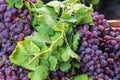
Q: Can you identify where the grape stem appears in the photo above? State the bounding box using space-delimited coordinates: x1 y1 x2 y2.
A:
28 30 64 65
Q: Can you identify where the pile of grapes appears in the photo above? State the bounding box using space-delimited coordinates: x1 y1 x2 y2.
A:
0 0 120 80
0 0 32 80
77 12 120 80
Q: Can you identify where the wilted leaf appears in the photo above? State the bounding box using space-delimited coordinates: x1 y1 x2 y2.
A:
9 40 40 70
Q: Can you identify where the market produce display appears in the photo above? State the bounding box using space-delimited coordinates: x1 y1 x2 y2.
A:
0 0 119 80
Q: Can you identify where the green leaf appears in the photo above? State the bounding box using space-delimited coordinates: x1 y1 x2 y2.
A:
25 32 50 49
7 0 23 9
74 74 88 80
28 72 34 79
35 23 54 36
72 61 80 68
80 14 94 25
60 61 71 71
48 56 58 71
47 1 62 14
39 58 49 68
61 14 77 23
31 65 49 80
65 0 80 4
37 6 58 27
88 77 92 80
50 32 64 47
71 67 76 75
31 13 38 27
90 0 100 5
72 32 80 51
9 40 40 70
25 1 32 14
61 47 80 62
66 25 74 46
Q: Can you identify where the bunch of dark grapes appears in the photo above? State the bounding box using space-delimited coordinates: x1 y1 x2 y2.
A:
47 69 74 80
0 0 33 80
77 12 120 80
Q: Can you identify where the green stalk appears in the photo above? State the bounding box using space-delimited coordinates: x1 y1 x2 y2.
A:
28 30 64 64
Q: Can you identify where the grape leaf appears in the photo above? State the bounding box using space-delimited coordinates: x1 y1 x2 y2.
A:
61 14 77 23
35 23 54 36
25 32 50 49
31 13 38 27
80 14 94 25
50 32 64 48
9 40 40 70
90 0 100 5
31 65 49 80
88 77 92 80
61 47 80 62
74 74 88 80
7 0 23 9
47 1 62 14
28 72 34 79
37 6 58 27
48 56 58 71
72 33 80 51
60 61 71 71
39 58 49 68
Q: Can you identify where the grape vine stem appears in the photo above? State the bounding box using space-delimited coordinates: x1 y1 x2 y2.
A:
28 30 64 65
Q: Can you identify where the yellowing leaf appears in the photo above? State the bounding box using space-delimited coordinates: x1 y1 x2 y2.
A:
9 40 40 70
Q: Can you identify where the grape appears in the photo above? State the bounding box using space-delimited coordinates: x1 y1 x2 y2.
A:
98 25 105 31
77 12 120 80
82 41 88 47
89 66 94 71
95 50 102 56
85 48 92 54
0 5 6 12
0 1 33 80
107 58 114 64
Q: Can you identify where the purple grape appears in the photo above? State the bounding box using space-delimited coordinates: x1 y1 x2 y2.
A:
77 12 120 80
82 41 88 47
95 50 102 56
0 5 6 12
107 58 114 64
0 1 33 80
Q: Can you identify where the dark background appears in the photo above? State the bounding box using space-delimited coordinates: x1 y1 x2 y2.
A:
98 0 120 20
42 0 120 20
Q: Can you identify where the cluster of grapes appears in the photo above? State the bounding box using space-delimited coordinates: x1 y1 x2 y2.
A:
47 70 72 80
0 0 33 80
77 12 120 80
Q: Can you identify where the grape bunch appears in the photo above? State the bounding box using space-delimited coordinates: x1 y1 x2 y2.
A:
0 0 33 80
47 70 71 80
77 12 120 80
